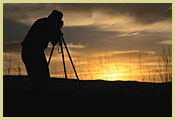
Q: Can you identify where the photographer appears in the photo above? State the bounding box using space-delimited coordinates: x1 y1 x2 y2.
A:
21 10 64 96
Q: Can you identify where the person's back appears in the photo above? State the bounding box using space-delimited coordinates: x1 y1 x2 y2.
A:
22 17 60 52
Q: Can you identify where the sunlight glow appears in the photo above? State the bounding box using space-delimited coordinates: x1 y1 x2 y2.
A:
103 73 119 81
3 49 172 83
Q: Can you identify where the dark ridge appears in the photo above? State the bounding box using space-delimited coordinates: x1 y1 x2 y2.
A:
3 75 172 117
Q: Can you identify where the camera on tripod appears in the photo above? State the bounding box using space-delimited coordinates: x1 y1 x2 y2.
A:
47 25 79 80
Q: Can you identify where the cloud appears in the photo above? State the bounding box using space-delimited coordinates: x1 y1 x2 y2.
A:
3 3 95 26
3 3 172 55
118 32 139 37
4 3 171 28
67 43 85 49
3 40 21 45
48 42 85 49
113 50 155 55
156 40 172 45
88 50 156 58
3 19 30 41
92 11 172 33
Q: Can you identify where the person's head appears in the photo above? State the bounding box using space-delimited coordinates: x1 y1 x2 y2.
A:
48 10 63 22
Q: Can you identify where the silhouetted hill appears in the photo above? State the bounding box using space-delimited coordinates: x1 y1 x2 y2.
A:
3 75 172 117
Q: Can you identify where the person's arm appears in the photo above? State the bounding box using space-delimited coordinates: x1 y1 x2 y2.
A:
50 21 64 46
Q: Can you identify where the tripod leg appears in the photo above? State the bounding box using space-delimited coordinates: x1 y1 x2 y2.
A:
48 45 55 66
61 36 79 80
60 40 67 79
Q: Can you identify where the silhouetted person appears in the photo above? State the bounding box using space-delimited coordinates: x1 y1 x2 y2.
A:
21 10 63 96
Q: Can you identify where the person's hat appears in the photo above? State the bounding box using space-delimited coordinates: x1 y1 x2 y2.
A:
48 10 63 19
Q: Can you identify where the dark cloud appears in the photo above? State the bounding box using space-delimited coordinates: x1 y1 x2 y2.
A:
66 3 172 24
3 42 21 53
3 3 172 55
4 3 171 25
3 19 30 42
3 18 172 54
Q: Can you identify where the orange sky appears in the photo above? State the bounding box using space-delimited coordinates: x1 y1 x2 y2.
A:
3 3 172 82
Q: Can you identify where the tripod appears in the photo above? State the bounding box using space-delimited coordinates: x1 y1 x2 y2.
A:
48 31 79 80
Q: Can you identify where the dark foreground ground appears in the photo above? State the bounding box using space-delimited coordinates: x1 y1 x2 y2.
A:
3 75 172 117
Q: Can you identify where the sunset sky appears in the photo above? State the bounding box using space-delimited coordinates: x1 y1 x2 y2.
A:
3 3 172 82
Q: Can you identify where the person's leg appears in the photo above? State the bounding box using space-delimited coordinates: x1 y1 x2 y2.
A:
22 49 50 96
23 60 40 95
22 48 37 95
37 52 50 95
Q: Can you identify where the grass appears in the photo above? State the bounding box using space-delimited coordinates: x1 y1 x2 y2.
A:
157 47 172 82
3 47 172 83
